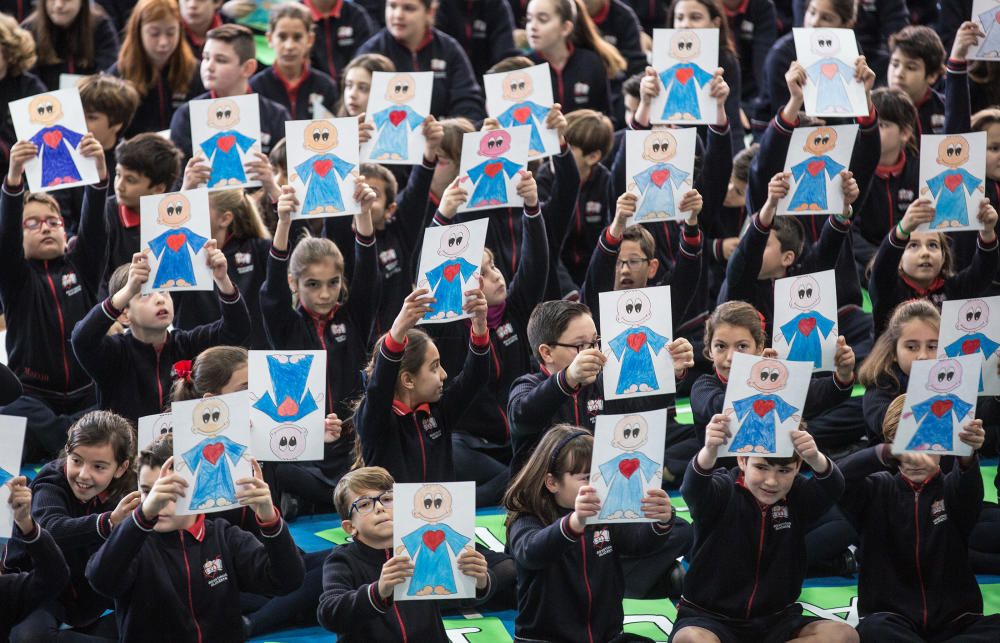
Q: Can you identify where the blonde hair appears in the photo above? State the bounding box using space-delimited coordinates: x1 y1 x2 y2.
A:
882 394 906 442
209 189 270 240
0 13 37 76
858 300 940 389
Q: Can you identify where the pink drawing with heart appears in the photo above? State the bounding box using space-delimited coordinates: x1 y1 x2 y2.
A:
484 162 503 178
821 63 838 79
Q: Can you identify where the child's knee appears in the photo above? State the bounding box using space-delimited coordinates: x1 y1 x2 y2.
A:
802 619 859 643
671 626 721 643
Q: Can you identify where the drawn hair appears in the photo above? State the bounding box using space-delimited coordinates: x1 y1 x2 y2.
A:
118 0 198 97
0 13 37 76
169 346 248 402
703 300 767 360
858 299 940 390
63 410 138 500
137 432 173 468
564 109 613 160
25 0 97 68
209 189 270 240
333 466 394 520
526 300 592 362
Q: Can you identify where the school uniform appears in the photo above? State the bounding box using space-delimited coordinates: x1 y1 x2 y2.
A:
433 0 521 81
528 43 611 118
861 364 908 444
853 148 919 275
915 87 945 136
0 0 31 21
838 446 1000 642
622 0 667 33
250 64 340 121
673 456 844 639
0 526 69 641
354 327 491 484
725 0 777 126
107 62 204 138
172 235 272 349
0 71 46 174
302 0 376 84
85 507 304 643
590 0 646 80
94 0 133 33
317 537 495 642
49 146 116 238
355 27 486 122
182 14 224 60
70 287 252 423
100 193 140 298
508 510 675 643
21 14 120 91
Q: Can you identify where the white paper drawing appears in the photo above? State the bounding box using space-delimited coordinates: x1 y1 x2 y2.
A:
415 218 488 324
172 391 253 515
892 355 980 456
917 132 987 232
360 71 433 165
772 270 839 371
777 124 857 215
625 128 697 224
139 188 213 293
972 0 1000 60
138 412 173 452
456 126 530 213
938 296 1000 396
286 117 361 218
393 481 476 601
0 415 27 538
588 410 667 525
719 353 811 458
793 28 868 117
189 93 262 190
484 63 560 159
9 88 100 193
599 286 675 400
249 350 326 462
650 28 720 125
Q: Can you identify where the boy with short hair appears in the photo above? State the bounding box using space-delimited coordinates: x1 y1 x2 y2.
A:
71 245 251 424
86 434 304 642
888 25 946 135
671 414 857 643
317 466 492 642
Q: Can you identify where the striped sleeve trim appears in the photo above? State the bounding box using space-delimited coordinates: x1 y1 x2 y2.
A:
356 232 376 247
559 514 581 541
773 112 798 135
132 507 157 532
269 246 290 261
102 298 123 321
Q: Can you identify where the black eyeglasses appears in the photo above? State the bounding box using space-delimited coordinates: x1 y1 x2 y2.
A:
615 258 650 270
550 337 601 353
22 216 64 231
349 491 393 516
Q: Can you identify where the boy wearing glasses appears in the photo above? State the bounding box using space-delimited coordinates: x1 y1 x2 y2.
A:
318 467 493 642
0 134 109 461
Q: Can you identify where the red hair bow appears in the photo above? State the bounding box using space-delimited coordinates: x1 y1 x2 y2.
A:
172 360 193 382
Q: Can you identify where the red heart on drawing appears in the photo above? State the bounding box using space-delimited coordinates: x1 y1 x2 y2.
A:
798 317 817 336
753 399 776 417
821 63 838 79
202 442 224 465
389 110 406 126
945 173 963 192
931 400 953 418
166 233 187 252
277 396 299 417
484 161 503 178
313 159 333 177
807 160 825 176
443 263 461 282
627 332 647 352
651 169 670 187
42 130 63 149
675 68 693 84
962 339 981 354
618 458 640 479
217 135 236 153
513 107 531 123
422 530 445 551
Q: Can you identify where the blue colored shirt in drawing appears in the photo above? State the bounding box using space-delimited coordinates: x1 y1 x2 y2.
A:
780 311 836 368
401 522 469 595
295 153 355 214
252 354 319 423
30 125 84 187
496 101 551 155
658 63 712 120
633 162 689 221
731 394 799 453
925 168 982 227
598 451 658 519
944 332 1000 391
0 467 13 486
423 257 478 319
608 325 669 394
370 104 423 159
788 155 845 210
467 157 522 208
182 434 247 509
200 130 257 187
805 58 853 112
906 394 974 451
147 226 209 288
979 6 1000 55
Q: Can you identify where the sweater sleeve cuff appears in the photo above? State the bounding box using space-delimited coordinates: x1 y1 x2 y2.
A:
555 369 580 396
355 231 376 247
256 511 283 537
628 117 651 131
421 155 437 169
978 234 999 251
603 227 622 247
102 298 123 321
218 286 241 304
708 122 731 135
947 58 968 72
132 506 158 532
889 226 908 248
751 213 771 233
97 511 113 539
383 333 408 354
470 327 490 349
812 456 835 479
775 111 799 134
856 105 878 128
18 523 41 543
560 514 582 540
432 211 451 227
691 456 713 477
270 245 290 260
2 179 25 196
833 373 855 389
367 582 390 612
523 203 541 217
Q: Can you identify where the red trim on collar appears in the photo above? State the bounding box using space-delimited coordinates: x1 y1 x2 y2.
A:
118 203 140 228
209 86 254 99
184 13 222 48
301 301 340 322
391 399 431 416
591 0 610 25
428 191 441 206
303 0 343 20
715 369 729 385
409 28 435 53
875 151 907 179
274 62 310 94
723 0 750 17
540 365 552 377
533 41 575 72
915 88 932 108
900 272 945 295
902 467 941 490
185 513 207 541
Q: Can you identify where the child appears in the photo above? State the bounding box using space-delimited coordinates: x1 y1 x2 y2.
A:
335 53 395 118
887 25 946 135
671 414 857 643
433 0 521 81
355 0 486 122
858 299 940 443
179 0 224 58
838 396 1000 641
0 476 70 641
110 0 202 138
711 0 775 134
71 242 251 424
503 424 677 642
0 134 109 462
317 466 493 641
172 189 272 349
0 14 45 175
21 0 119 90
301 0 376 83
86 434 305 642
3 411 139 641
250 4 340 120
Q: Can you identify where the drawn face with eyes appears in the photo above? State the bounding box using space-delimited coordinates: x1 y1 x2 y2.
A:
153 415 173 438
502 70 533 101
207 99 240 129
303 121 339 153
269 424 307 460
478 130 512 158
156 193 192 228
28 94 64 125
612 415 649 451
437 224 470 258
385 73 416 104
747 359 790 393
802 126 838 155
411 483 453 522
936 135 970 168
192 398 230 436
641 131 678 163
670 30 700 61
789 275 820 310
956 299 990 332
616 290 653 325
810 30 841 57
927 359 963 393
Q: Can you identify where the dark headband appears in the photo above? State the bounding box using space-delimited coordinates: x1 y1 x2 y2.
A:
549 431 590 473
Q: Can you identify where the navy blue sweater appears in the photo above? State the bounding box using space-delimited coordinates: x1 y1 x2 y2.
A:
249 64 340 121
22 14 119 91
107 62 204 138
0 526 69 640
528 45 611 118
433 0 520 81
302 0 376 84
861 364 908 443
